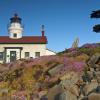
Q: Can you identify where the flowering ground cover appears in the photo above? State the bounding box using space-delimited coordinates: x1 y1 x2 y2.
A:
0 43 99 100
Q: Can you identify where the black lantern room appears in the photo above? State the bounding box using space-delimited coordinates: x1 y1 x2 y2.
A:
10 14 22 23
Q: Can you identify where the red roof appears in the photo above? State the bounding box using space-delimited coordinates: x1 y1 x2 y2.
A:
0 36 47 44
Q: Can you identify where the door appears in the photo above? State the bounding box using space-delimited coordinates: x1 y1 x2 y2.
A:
10 51 16 62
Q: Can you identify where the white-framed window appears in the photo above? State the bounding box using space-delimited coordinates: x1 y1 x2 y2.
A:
25 52 30 58
35 52 40 58
0 52 3 60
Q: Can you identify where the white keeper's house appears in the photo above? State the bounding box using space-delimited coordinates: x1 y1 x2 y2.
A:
0 14 56 63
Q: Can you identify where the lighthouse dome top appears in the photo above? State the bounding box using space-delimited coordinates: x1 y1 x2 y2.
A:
10 13 22 23
8 14 23 39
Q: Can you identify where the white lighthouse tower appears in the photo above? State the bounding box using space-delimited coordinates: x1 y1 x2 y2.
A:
8 14 23 39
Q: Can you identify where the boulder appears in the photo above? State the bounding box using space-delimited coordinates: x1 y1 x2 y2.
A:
87 71 93 80
95 71 100 78
48 64 64 76
60 80 79 97
82 73 91 83
83 80 98 95
96 86 100 93
54 91 77 100
60 71 79 84
89 68 94 72
47 84 63 100
69 85 79 97
60 72 80 98
88 53 100 65
88 93 100 100
54 93 64 100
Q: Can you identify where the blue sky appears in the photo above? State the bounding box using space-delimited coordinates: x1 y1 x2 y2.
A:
0 0 100 52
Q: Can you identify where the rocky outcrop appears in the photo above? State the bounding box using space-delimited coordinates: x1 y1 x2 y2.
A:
0 43 99 100
88 53 100 71
46 53 100 100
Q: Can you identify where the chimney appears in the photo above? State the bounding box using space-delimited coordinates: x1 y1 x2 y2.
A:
41 25 45 37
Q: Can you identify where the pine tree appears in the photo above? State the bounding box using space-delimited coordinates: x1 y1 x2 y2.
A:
90 10 100 33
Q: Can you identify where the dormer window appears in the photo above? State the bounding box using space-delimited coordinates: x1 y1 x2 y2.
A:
13 33 17 37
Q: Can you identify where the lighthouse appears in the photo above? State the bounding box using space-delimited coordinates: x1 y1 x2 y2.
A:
0 14 56 63
8 14 23 39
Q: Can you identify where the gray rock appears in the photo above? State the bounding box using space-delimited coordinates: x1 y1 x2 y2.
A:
88 93 100 100
47 84 63 100
81 96 88 100
95 71 100 77
87 71 93 80
88 53 100 65
48 64 64 76
83 80 98 95
54 91 77 100
82 73 91 83
96 86 100 93
54 93 65 100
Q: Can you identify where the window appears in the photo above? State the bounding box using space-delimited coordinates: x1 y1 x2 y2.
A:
0 52 3 60
35 52 40 58
25 52 30 58
13 33 17 37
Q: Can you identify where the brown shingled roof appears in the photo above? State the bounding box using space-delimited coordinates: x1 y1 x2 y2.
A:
0 36 47 44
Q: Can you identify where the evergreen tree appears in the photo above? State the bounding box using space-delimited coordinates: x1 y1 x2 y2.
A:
90 10 100 33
